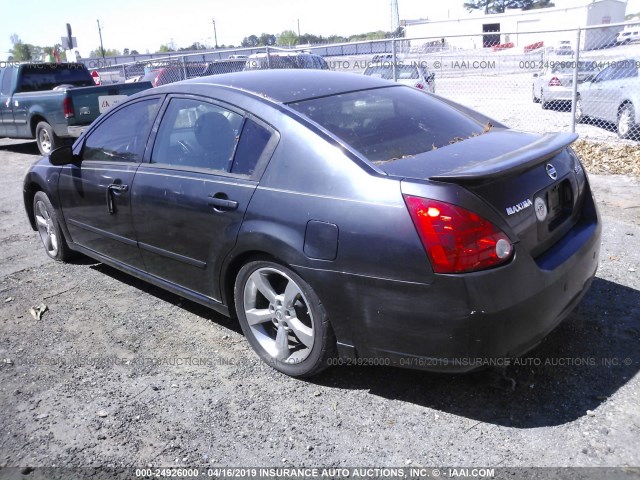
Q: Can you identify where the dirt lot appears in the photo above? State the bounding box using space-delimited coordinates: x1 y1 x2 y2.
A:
0 139 639 476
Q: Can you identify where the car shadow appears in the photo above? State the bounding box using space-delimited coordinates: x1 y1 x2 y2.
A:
312 277 639 429
89 262 242 334
83 261 638 428
0 141 40 155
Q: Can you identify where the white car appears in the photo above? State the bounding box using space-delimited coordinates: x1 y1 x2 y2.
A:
576 59 640 139
362 62 436 93
532 60 599 108
616 29 640 44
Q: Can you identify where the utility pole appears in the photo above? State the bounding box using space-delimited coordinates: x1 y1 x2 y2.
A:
390 0 400 36
297 19 301 41
96 19 105 60
212 18 218 48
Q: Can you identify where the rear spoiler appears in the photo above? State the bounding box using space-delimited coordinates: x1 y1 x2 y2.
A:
430 132 578 183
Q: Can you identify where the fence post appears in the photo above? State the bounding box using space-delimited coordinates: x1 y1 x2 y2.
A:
266 46 272 69
392 38 398 82
181 55 187 81
121 64 127 81
570 27 582 134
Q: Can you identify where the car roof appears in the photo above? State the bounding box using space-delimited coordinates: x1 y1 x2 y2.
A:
172 69 394 103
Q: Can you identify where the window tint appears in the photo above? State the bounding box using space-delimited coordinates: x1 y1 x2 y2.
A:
83 98 160 162
232 119 272 176
289 86 485 163
152 98 242 171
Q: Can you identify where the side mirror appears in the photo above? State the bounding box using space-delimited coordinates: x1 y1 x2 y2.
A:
49 145 79 166
533 73 539 78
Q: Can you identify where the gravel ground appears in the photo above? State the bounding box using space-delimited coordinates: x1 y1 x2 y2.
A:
0 139 639 476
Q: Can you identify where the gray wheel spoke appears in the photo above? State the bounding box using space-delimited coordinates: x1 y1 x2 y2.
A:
35 215 47 228
50 232 58 251
245 308 272 326
287 317 314 348
274 323 290 360
283 280 301 309
252 273 277 303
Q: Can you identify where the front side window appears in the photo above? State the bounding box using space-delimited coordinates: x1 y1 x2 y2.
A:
289 86 485 163
151 98 243 171
83 98 160 162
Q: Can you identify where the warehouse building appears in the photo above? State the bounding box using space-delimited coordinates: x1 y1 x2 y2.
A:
403 0 627 51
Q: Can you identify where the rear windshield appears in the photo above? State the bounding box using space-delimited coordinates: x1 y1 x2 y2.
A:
17 64 93 92
288 86 486 162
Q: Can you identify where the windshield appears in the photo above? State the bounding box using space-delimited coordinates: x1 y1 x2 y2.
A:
288 86 486 163
17 64 93 92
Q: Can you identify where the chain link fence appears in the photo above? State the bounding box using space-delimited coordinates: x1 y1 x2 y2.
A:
88 21 640 143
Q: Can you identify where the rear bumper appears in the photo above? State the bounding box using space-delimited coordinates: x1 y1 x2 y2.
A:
67 126 86 138
543 86 573 102
300 198 601 372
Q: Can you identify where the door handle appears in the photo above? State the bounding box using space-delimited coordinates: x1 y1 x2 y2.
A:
207 194 238 211
106 183 129 215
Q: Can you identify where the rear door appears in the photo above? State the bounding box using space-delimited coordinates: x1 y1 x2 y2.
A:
131 96 278 301
57 96 162 268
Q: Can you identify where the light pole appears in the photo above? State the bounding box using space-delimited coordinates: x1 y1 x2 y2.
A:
212 18 218 48
97 19 105 60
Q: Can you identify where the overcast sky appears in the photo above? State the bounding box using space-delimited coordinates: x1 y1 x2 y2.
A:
1 0 638 58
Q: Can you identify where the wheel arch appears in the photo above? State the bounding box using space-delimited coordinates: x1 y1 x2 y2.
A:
29 114 49 137
24 181 44 230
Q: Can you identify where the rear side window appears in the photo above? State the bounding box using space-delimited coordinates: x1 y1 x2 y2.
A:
231 119 272 176
289 86 486 163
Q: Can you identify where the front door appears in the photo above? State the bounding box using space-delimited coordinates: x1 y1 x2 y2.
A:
57 97 162 269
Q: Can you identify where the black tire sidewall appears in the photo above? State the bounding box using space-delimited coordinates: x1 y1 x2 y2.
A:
234 260 332 377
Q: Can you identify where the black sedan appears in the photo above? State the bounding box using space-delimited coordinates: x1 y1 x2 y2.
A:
23 70 601 377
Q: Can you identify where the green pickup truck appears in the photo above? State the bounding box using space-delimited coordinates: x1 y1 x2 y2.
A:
0 63 151 155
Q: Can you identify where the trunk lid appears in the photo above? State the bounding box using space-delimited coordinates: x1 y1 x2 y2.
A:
379 129 588 257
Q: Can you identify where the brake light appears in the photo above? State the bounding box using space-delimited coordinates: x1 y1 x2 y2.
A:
415 83 424 89
548 76 561 86
63 97 75 118
403 196 513 274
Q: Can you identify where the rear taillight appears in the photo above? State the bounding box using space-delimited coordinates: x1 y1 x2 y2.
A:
403 196 513 274
63 97 75 118
415 83 424 89
548 76 561 86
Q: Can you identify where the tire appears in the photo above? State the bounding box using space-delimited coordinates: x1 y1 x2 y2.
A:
574 96 585 124
35 121 59 156
234 260 336 377
33 191 73 262
617 103 636 140
532 86 540 103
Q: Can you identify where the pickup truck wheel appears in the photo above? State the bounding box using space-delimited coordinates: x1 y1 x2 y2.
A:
33 191 73 262
35 121 59 156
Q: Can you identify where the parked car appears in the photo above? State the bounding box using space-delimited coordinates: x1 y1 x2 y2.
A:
24 70 600 377
0 62 151 154
244 52 329 70
363 61 435 93
575 59 640 139
616 28 640 44
532 60 599 108
141 60 246 87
